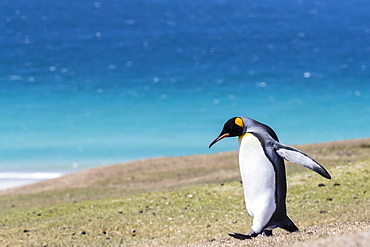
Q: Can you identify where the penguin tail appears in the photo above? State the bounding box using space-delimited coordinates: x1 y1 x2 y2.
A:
279 216 299 232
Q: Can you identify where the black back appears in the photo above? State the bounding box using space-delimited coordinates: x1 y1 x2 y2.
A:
243 117 298 231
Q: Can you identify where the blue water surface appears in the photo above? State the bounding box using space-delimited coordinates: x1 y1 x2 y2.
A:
0 0 369 175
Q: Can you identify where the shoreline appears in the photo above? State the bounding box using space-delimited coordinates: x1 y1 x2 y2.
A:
0 178 44 191
1 137 369 196
0 171 72 191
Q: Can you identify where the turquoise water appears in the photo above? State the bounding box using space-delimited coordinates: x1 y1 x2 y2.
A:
0 0 369 188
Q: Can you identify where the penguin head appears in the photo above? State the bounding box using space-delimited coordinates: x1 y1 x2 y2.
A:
209 117 245 148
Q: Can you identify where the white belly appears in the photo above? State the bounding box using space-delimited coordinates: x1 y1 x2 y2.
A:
238 133 276 231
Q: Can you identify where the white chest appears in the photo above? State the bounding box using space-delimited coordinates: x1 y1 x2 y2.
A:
238 133 276 216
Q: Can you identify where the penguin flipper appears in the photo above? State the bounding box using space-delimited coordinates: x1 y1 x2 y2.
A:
274 143 331 179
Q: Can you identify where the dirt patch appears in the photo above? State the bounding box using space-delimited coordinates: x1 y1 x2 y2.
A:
188 221 370 247
293 231 370 247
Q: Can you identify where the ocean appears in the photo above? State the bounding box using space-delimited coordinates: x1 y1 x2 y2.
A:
1 0 369 190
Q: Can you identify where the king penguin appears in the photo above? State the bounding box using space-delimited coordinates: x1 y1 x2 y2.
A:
209 117 331 239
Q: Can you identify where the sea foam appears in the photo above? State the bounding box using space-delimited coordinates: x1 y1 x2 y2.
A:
0 172 63 180
0 172 64 191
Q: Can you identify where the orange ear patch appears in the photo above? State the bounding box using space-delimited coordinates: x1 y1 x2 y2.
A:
235 117 244 128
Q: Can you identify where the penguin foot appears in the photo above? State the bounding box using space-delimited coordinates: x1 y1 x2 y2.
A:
228 230 259 240
247 230 259 238
228 232 252 240
262 229 273 237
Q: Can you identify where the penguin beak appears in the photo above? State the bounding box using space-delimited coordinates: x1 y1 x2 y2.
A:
209 133 230 148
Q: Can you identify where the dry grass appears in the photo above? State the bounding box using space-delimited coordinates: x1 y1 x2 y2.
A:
0 138 369 246
1 138 369 206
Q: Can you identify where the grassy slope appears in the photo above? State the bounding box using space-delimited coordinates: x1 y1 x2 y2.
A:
0 138 369 246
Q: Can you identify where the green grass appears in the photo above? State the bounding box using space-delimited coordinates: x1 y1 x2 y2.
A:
2 138 369 215
0 159 368 246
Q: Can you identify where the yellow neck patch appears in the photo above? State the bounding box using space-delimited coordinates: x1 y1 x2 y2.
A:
238 132 249 141
240 133 249 138
235 117 244 128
